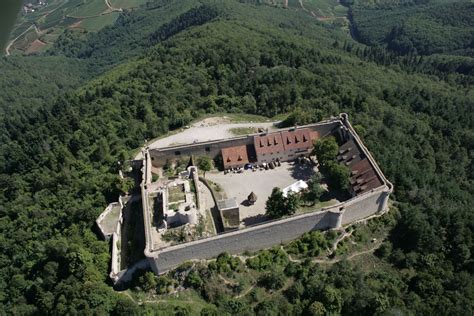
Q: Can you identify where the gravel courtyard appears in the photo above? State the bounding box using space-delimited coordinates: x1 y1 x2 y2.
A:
206 162 317 226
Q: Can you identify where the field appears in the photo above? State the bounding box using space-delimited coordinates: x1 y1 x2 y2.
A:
79 11 120 31
110 0 149 9
6 0 144 55
68 0 108 17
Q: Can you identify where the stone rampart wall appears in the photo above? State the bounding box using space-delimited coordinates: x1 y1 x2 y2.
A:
147 185 390 274
149 209 340 274
149 136 251 167
144 115 392 275
148 120 341 168
341 187 388 225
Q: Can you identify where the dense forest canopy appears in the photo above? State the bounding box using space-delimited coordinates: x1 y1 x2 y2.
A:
0 0 472 314
349 0 474 56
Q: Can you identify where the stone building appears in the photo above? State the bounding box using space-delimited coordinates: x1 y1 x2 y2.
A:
221 145 250 169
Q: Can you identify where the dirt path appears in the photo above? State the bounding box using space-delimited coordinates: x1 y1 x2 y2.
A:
298 0 309 12
236 285 255 298
105 0 123 12
5 24 38 56
287 239 383 264
118 290 196 305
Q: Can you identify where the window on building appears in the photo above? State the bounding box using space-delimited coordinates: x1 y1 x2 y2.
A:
175 151 181 156
205 147 210 152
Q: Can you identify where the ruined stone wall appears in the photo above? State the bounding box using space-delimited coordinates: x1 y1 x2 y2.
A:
109 196 125 283
148 210 341 274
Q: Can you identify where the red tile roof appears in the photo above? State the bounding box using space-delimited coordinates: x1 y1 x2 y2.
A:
222 145 249 168
281 128 312 151
349 158 383 194
310 131 320 142
253 133 284 156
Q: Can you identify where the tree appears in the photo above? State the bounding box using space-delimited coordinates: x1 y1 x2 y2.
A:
266 188 286 218
313 136 338 166
184 270 203 289
138 272 157 292
200 306 219 316
115 177 135 194
304 173 324 204
308 301 326 316
285 193 300 215
258 270 286 290
266 188 300 218
280 107 322 127
322 286 342 314
325 161 350 191
197 156 213 176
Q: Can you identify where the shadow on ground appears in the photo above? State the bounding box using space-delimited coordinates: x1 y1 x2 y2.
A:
289 162 316 181
242 214 269 226
320 188 351 203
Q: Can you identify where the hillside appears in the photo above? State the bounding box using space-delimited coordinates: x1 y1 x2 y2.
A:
349 0 474 56
0 0 473 314
5 0 149 55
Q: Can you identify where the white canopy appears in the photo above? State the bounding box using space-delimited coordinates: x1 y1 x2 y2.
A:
282 180 308 197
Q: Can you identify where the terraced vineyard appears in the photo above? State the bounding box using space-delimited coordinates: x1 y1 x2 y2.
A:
6 0 146 55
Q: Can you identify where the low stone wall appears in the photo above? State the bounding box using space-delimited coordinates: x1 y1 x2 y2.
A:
96 203 118 240
149 209 341 274
109 196 125 282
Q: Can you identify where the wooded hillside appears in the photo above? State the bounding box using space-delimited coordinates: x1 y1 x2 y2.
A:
0 0 472 314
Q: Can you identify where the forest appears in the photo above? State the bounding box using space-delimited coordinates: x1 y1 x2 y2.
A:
349 0 474 56
0 0 472 314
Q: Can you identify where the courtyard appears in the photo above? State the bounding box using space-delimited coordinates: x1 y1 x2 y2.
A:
206 161 318 226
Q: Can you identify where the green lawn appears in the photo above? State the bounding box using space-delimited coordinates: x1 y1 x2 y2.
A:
229 127 259 136
79 12 120 31
304 0 348 17
69 0 108 17
168 185 186 203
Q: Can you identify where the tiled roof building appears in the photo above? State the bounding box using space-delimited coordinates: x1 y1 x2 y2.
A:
281 128 313 152
253 133 285 163
221 145 249 169
337 140 383 195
